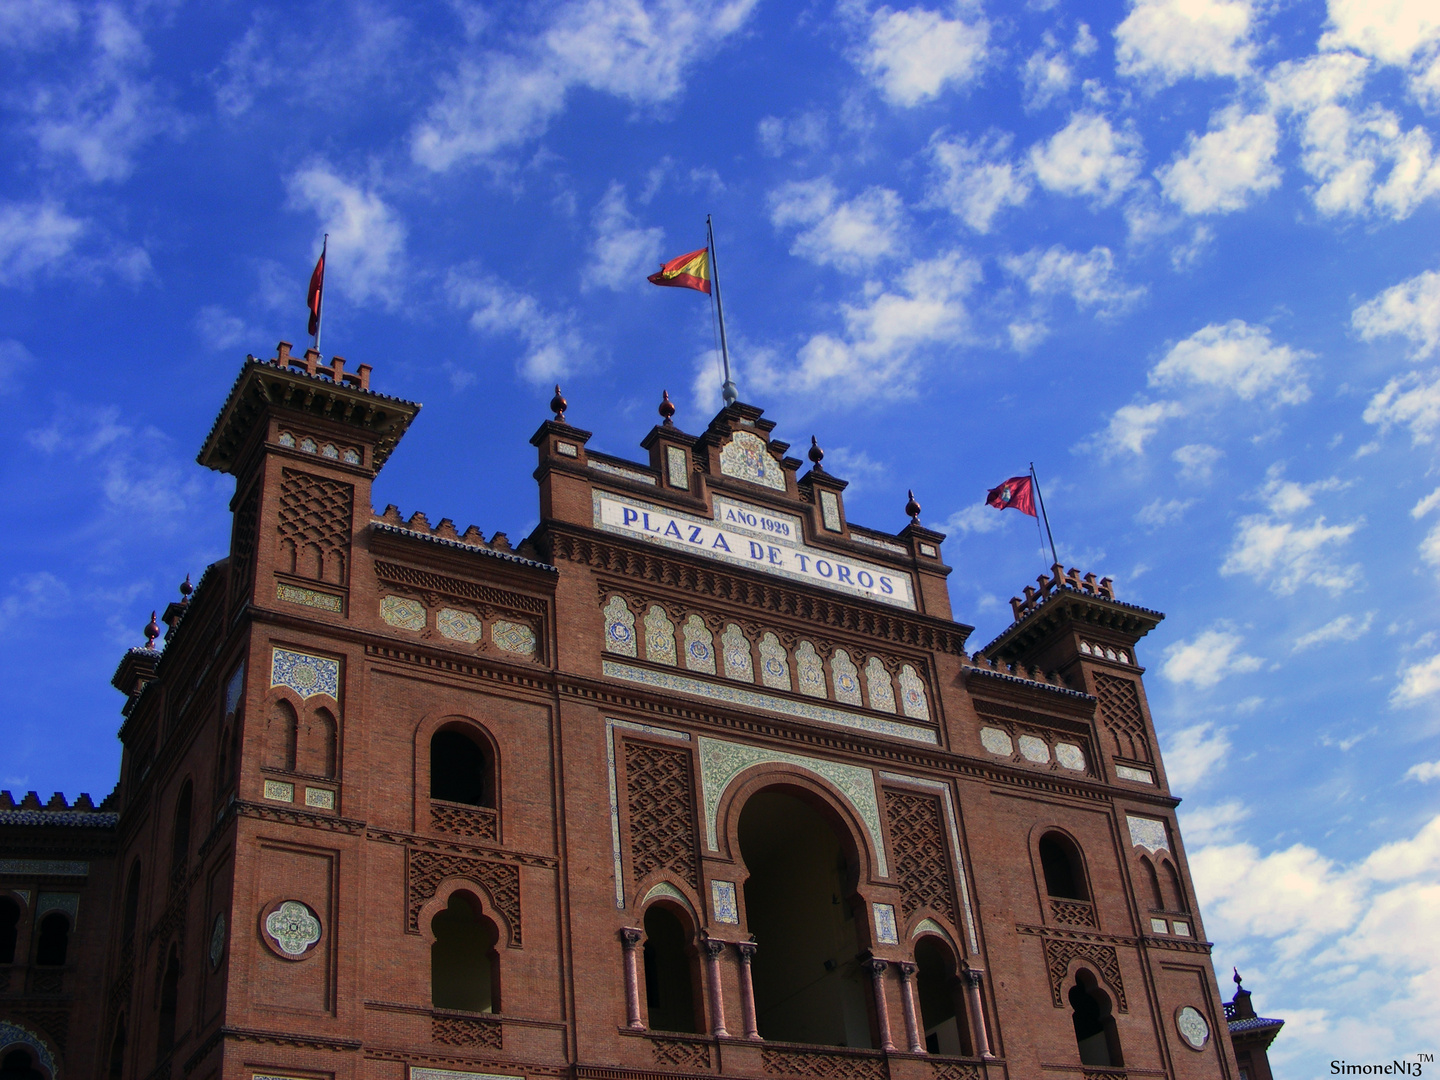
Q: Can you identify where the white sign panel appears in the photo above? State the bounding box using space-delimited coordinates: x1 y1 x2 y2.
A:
593 491 915 609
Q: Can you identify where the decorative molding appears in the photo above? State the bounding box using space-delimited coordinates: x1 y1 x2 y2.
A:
373 560 548 614
625 740 699 889
1041 938 1128 1011
650 1037 711 1070
760 1047 886 1079
406 848 521 944
605 718 690 909
431 1014 503 1048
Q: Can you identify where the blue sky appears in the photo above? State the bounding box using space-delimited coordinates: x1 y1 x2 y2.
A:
3 0 1439 1070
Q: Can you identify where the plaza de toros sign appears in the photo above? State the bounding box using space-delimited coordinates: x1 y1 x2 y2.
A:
593 492 916 610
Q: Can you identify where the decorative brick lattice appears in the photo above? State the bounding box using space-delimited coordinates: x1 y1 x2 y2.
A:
1049 898 1098 928
762 1048 886 1079
1043 938 1127 1011
625 741 699 889
931 1063 981 1080
277 469 353 583
231 484 259 599
407 849 521 944
430 800 498 842
884 789 956 923
651 1037 711 1069
432 1014 501 1048
1093 672 1151 763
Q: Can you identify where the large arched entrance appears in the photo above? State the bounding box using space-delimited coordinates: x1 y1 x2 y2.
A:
738 788 871 1047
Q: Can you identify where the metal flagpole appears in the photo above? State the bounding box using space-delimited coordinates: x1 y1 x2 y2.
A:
707 215 737 406
313 234 328 356
1030 463 1059 568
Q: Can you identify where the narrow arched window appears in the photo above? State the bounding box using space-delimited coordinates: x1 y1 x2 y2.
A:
1070 970 1123 1066
1141 857 1163 911
108 1016 127 1080
1039 833 1088 901
430 728 491 807
265 700 298 772
170 782 192 884
0 1049 43 1080
1162 860 1187 912
121 860 141 945
302 708 337 779
914 936 971 1055
431 892 498 1012
0 897 19 964
642 904 698 1033
36 912 69 966
156 945 180 1058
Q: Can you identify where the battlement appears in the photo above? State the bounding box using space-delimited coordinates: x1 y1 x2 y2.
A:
371 505 551 568
961 652 1088 697
1010 563 1115 621
273 340 372 389
0 789 118 814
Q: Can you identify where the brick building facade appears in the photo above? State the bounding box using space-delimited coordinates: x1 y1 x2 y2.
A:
0 345 1281 1080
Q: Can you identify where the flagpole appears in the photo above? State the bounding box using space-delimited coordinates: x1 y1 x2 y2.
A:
707 215 737 406
313 234 327 356
1030 463 1059 568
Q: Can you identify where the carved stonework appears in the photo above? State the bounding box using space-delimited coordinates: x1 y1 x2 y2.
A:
625 741 699 889
651 1037 711 1070
277 469 353 584
1043 937 1127 1011
430 800 499 842
884 789 957 925
1093 672 1152 763
406 849 521 944
432 1013 502 1048
761 1047 886 1079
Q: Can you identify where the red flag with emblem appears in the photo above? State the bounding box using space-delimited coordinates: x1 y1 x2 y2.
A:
307 238 326 337
986 475 1036 516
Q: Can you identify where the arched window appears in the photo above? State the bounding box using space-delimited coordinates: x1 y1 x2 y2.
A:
156 944 180 1058
0 897 19 964
1069 969 1123 1067
1039 833 1088 901
1141 857 1164 911
430 728 492 807
0 1049 42 1080
642 904 699 1033
265 701 298 772
914 936 971 1056
301 708 337 778
108 1015 127 1080
739 788 870 1048
170 782 192 884
1162 860 1187 912
431 892 498 1012
35 913 69 966
121 861 141 945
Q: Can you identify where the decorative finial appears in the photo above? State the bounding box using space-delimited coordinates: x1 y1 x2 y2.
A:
808 436 824 469
143 611 161 650
550 385 568 423
1233 968 1243 989
905 489 921 524
722 379 738 407
659 390 676 424
179 574 193 598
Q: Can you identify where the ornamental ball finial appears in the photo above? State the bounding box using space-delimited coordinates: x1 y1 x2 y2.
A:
550 385 568 423
179 574 193 598
808 436 824 468
143 611 161 649
905 489 921 523
659 389 676 424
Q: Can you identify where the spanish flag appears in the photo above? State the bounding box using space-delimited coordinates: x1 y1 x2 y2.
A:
647 247 711 294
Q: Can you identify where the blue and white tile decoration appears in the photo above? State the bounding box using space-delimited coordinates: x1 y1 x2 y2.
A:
758 632 790 690
898 664 930 720
437 607 483 644
1127 815 1170 853
605 717 691 909
603 596 637 657
644 605 677 666
865 657 896 713
411 1069 522 1080
604 660 938 745
381 594 426 631
1115 764 1153 783
682 614 716 674
880 771 981 953
719 429 786 490
873 902 899 945
666 446 689 489
271 647 339 700
820 490 843 532
1018 734 1050 764
642 881 691 911
722 623 754 682
698 735 888 876
795 641 827 698
831 650 863 706
589 459 658 485
492 620 536 655
711 880 740 924
980 727 1013 756
1054 743 1087 771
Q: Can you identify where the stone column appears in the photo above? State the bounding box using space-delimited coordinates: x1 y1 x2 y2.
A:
620 928 645 1031
735 942 761 1040
962 967 993 1058
897 961 923 1053
863 957 896 1052
701 938 729 1037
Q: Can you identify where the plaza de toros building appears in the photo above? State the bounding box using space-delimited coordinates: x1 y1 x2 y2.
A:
0 345 1277 1080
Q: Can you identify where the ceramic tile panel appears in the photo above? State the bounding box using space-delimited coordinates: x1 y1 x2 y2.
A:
666 446 689 489
304 788 335 809
603 596 637 656
719 429 785 490
681 614 716 674
277 582 343 613
1176 1006 1209 1049
865 657 896 713
342 447 361 465
711 880 739 924
590 459 657 485
437 607 484 644
820 490 842 532
831 650 863 706
873 902 899 945
263 780 294 803
758 632 790 689
795 641 827 698
605 717 691 909
642 882 689 909
1018 735 1050 763
381 594 425 631
1127 815 1170 853
897 664 930 720
980 727 1013 756
270 647 340 700
1054 743 1087 771
492 620 536 656
644 606 677 666
265 900 321 955
722 623 754 682
1115 764 1154 784
411 1070 520 1080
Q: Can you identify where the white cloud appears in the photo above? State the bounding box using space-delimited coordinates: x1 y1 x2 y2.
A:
1173 442 1223 483
448 269 587 384
1321 0 1440 69
194 306 261 353
1149 320 1312 404
769 179 906 271
1093 400 1185 457
584 183 663 292
1021 30 1080 109
1364 369 1440 443
286 163 406 308
1136 497 1193 527
1161 722 1233 788
928 132 1031 233
1030 113 1143 205
942 502 1007 536
1293 612 1376 651
1162 626 1263 688
0 340 33 394
1179 798 1250 844
757 112 827 157
0 201 84 285
1115 0 1256 85
1158 109 1281 214
1222 515 1361 594
1407 760 1440 782
1353 268 1440 360
412 0 758 170
1392 651 1440 705
0 0 78 49
1257 464 1346 515
858 4 989 107
1414 487 1440 519
1002 245 1145 315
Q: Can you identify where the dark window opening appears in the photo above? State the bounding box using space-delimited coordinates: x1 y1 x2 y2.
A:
0 897 19 964
1039 834 1088 900
1142 857 1164 910
642 904 698 1033
0 1050 43 1080
1069 970 1123 1067
170 782 192 881
431 892 498 1012
108 1017 127 1080
430 729 491 807
1163 860 1188 912
156 946 179 1059
915 936 971 1056
35 913 69 966
121 862 141 944
265 701 298 772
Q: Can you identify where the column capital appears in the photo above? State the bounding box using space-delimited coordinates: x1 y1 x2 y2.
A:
620 927 643 948
700 937 727 959
861 956 889 978
735 941 758 961
897 961 917 979
962 966 985 989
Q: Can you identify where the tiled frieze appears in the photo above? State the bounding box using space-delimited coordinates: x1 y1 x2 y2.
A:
721 623 753 681
977 720 1089 776
719 429 786 490
270 647 339 700
644 605 677 665
758 632 790 689
865 656 896 713
377 592 539 660
681 613 716 673
795 641 826 698
831 649 862 706
603 595 638 657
